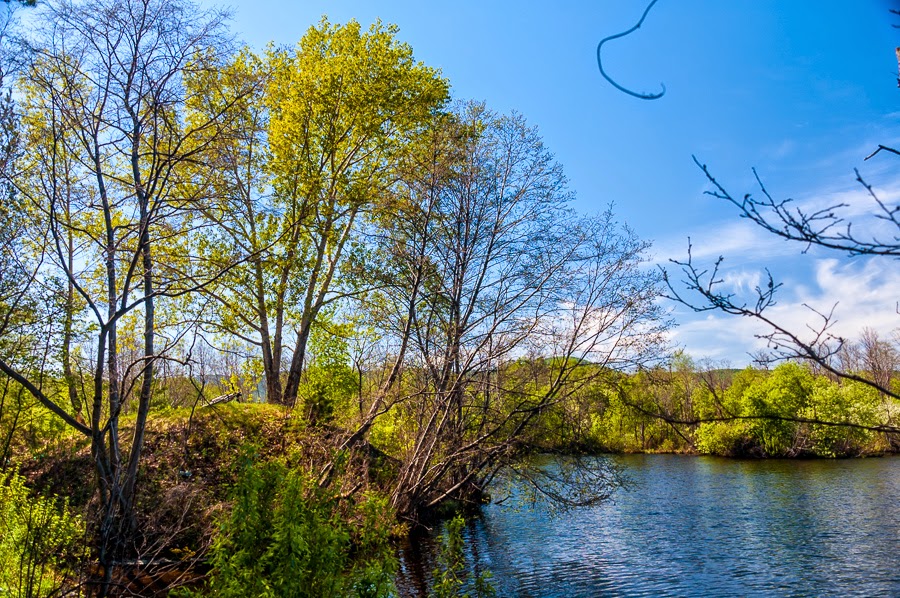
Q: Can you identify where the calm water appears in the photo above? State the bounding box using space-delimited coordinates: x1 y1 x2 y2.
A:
397 455 900 597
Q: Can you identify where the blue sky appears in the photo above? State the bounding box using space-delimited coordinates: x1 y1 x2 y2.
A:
206 0 900 365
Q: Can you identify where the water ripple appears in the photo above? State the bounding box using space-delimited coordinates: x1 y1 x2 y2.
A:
398 455 900 597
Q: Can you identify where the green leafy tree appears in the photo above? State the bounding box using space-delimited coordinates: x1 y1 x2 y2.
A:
189 19 448 407
742 363 814 456
694 367 760 456
804 379 880 455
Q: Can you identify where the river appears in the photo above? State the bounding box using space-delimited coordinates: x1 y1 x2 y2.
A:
397 454 900 597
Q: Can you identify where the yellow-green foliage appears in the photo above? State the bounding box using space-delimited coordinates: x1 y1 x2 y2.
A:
574 362 894 457
695 420 752 456
368 407 407 457
0 469 85 598
693 364 887 457
0 384 81 467
298 323 359 424
266 18 448 202
744 363 814 455
804 379 881 456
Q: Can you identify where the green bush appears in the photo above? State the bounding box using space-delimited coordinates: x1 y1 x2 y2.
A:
350 493 398 598
696 364 815 456
695 420 751 456
298 324 359 424
200 450 396 597
0 469 85 598
743 363 813 456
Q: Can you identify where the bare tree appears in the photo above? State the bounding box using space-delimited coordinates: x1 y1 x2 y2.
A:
333 104 668 520
858 328 898 398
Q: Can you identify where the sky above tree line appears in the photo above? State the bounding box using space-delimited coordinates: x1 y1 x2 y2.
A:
200 0 900 365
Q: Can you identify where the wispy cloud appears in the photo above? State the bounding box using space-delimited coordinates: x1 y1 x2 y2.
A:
669 256 900 365
791 172 900 222
720 269 763 295
650 171 900 270
768 139 796 160
651 218 795 267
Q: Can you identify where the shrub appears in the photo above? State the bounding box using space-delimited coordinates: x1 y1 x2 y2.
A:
0 468 85 598
695 420 751 456
200 450 396 597
432 515 495 598
805 380 880 456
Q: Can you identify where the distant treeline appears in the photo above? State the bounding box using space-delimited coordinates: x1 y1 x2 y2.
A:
532 357 899 458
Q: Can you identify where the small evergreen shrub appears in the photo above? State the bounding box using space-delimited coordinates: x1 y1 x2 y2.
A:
200 449 396 597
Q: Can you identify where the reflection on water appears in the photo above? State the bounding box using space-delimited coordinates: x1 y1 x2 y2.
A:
397 455 900 597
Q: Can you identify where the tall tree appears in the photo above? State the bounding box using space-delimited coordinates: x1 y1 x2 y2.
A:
335 104 668 519
190 19 448 406
0 0 239 586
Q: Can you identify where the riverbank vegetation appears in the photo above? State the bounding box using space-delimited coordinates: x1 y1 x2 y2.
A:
0 0 897 595
576 354 898 457
3 352 897 594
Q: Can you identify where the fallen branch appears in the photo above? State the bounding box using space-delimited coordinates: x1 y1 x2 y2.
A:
203 391 240 407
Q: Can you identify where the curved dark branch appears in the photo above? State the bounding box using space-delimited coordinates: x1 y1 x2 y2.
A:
0 356 91 436
596 0 666 100
864 144 900 161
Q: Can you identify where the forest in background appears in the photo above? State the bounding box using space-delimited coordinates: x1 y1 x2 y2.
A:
0 0 897 596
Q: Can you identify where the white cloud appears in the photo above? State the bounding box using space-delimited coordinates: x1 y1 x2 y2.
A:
651 219 790 267
796 258 900 336
669 256 900 366
649 132 900 366
793 173 900 223
654 172 900 261
668 313 771 366
719 269 763 295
